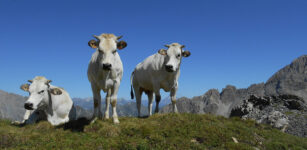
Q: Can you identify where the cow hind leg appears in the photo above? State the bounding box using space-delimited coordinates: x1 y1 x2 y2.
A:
154 93 161 113
147 91 153 116
134 87 143 117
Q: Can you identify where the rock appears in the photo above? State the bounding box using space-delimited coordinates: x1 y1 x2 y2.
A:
260 111 289 129
230 94 307 137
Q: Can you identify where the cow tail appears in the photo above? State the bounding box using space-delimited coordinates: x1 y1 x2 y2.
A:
130 71 135 100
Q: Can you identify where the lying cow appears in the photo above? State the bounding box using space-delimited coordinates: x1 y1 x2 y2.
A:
87 33 127 123
131 43 191 117
18 76 75 126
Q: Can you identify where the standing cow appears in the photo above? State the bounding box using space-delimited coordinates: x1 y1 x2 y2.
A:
87 33 127 123
131 43 191 117
19 76 75 126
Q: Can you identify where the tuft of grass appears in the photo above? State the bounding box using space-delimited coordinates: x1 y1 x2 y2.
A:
0 113 306 149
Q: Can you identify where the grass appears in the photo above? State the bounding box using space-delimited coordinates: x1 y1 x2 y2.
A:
0 113 306 149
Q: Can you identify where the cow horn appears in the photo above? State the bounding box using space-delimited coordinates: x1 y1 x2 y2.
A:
181 45 185 48
28 80 33 83
93 35 99 40
46 80 52 84
164 45 170 48
117 35 123 40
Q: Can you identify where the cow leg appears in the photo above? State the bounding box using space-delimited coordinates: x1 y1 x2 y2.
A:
104 88 111 119
170 86 178 113
147 91 153 116
91 84 102 121
154 91 161 113
134 87 143 117
110 82 120 124
12 110 33 125
23 110 33 123
25 110 41 124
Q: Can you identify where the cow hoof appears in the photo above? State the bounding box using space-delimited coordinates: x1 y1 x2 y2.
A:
90 117 98 124
11 121 21 125
113 119 120 124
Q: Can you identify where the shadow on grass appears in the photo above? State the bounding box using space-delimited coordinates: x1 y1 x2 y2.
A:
11 117 92 132
58 117 92 132
138 115 150 119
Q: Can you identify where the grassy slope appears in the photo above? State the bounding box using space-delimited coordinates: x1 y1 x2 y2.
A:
0 114 306 150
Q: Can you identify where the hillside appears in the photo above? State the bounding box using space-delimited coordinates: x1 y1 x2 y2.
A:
0 114 306 149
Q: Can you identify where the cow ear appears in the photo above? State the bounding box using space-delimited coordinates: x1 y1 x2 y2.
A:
117 41 127 50
182 50 191 57
50 88 62 95
20 84 30 92
88 40 98 49
158 49 167 55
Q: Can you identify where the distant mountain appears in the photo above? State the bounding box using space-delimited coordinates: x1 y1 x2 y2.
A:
161 55 307 116
265 55 307 100
72 97 171 117
0 90 26 121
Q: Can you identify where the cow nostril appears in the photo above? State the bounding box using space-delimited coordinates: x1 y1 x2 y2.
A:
24 103 33 110
103 64 112 70
165 65 173 69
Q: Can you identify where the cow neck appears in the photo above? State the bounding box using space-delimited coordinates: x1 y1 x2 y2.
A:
46 85 54 116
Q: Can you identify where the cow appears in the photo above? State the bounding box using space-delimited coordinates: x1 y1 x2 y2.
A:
87 33 127 123
18 76 75 126
130 43 191 117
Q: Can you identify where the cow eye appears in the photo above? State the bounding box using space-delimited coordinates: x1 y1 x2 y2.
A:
38 90 44 94
112 51 117 54
176 54 181 58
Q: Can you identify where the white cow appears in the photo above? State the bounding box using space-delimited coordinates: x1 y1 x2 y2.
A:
87 33 127 123
19 76 75 126
131 43 191 117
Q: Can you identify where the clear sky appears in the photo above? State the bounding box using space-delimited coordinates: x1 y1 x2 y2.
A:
0 0 306 99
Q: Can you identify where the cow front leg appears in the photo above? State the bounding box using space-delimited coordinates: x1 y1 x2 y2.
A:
22 110 33 123
147 91 153 116
170 86 178 113
12 110 33 125
154 91 161 113
111 83 120 124
91 84 102 121
104 88 111 119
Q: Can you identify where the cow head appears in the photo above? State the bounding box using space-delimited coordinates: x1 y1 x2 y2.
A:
158 43 191 72
88 33 127 71
20 76 62 110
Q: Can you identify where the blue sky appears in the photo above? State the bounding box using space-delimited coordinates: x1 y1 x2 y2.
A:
0 0 306 99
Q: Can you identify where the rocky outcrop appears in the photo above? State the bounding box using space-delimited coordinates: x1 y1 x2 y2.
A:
230 95 307 137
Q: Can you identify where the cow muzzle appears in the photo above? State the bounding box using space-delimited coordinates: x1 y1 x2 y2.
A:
102 63 112 70
165 65 175 72
24 102 34 110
